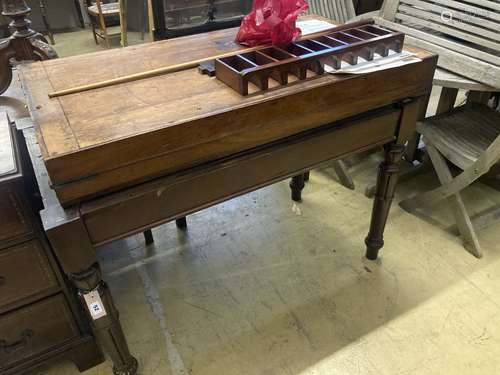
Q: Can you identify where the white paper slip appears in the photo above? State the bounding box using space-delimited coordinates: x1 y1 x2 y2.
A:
83 290 108 320
297 19 336 35
323 50 422 75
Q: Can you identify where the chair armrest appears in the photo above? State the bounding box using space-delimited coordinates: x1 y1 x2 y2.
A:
347 10 380 23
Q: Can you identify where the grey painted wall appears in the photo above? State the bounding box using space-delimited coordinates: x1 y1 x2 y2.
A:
26 0 82 31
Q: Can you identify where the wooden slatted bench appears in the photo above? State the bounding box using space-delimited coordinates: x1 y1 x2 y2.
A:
354 0 500 88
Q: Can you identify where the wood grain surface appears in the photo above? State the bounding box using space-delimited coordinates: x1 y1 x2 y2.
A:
19 20 437 205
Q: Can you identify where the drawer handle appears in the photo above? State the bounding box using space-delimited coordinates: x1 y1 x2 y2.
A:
0 329 34 354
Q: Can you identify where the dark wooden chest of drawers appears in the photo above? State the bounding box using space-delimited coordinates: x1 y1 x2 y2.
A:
0 113 104 374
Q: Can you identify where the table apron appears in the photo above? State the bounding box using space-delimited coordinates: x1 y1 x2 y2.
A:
83 106 403 245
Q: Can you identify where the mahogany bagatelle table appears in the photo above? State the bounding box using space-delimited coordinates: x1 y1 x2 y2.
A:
18 18 437 375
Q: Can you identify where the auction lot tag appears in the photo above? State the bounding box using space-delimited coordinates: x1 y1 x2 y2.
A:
83 290 107 320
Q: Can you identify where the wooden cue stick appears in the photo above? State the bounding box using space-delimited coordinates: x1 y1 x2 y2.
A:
48 20 372 98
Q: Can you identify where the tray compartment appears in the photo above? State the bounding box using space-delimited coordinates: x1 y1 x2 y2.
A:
295 40 331 74
332 32 364 44
215 55 257 95
257 47 297 84
240 51 286 86
282 43 315 77
317 35 347 48
239 51 276 66
346 28 379 40
283 43 315 57
362 24 391 36
296 39 331 51
259 47 296 61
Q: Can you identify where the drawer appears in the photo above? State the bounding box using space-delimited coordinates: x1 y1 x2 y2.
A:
0 294 80 370
0 184 33 247
0 240 59 313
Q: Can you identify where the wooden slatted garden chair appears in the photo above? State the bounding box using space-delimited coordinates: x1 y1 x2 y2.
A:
349 0 499 201
307 0 356 22
399 103 500 257
369 0 500 88
354 0 500 257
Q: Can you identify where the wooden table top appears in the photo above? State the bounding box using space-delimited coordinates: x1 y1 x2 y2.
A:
22 26 294 161
19 17 437 205
21 21 434 162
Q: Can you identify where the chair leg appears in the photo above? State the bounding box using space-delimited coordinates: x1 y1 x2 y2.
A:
39 0 55 45
119 0 127 47
101 22 110 48
96 1 110 48
143 229 154 245
290 174 305 202
436 87 458 115
332 160 355 190
426 144 482 257
91 22 98 45
303 171 310 182
175 217 187 230
452 196 483 258
403 92 430 163
140 0 146 40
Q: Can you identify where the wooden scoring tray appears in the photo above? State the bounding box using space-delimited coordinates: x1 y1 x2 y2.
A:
216 20 405 95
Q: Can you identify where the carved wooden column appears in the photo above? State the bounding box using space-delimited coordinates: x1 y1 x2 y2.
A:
0 0 57 94
365 98 420 260
69 263 139 375
43 212 139 375
365 142 405 260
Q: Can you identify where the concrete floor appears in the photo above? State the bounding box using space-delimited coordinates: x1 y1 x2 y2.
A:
38 29 500 375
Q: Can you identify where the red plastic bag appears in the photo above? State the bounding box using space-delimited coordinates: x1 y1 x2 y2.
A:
235 0 309 46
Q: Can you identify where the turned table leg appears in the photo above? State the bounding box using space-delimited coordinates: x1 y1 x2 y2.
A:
143 229 154 245
44 215 138 375
365 143 405 260
175 216 187 230
70 264 138 375
290 173 305 202
143 217 188 246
